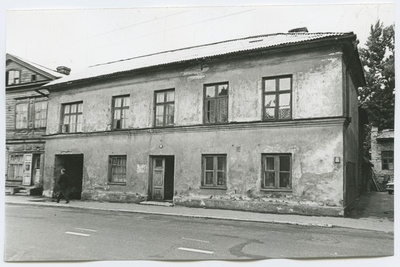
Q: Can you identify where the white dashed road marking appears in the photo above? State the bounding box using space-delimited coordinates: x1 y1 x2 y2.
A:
75 228 98 232
177 247 214 254
181 237 210 243
65 231 91 237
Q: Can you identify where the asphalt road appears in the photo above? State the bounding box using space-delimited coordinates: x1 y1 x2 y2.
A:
4 204 394 261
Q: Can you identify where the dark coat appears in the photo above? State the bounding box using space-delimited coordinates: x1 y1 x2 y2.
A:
56 173 70 190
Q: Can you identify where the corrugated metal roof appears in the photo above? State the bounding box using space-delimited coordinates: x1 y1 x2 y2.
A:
45 32 353 87
7 54 66 79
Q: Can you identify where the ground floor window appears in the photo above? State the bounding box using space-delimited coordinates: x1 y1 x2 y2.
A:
8 154 24 181
382 151 394 170
201 154 227 188
262 154 291 190
108 156 127 184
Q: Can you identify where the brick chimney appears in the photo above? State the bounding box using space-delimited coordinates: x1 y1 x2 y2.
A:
288 27 308 33
56 66 71 75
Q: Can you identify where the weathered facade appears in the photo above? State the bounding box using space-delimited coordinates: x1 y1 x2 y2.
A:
5 54 66 194
370 126 394 188
42 31 365 216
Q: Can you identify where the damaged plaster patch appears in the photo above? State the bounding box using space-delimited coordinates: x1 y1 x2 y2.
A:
137 164 147 174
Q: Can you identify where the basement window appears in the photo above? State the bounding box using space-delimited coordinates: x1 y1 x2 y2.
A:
262 154 292 191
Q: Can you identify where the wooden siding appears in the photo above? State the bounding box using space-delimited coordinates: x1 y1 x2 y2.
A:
6 61 50 84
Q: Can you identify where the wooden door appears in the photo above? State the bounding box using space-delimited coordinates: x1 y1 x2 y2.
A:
152 158 165 200
22 154 33 186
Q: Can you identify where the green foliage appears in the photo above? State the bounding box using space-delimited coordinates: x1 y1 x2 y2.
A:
358 20 395 130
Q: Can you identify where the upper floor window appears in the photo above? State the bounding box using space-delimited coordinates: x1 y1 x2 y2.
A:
262 154 292 190
204 82 228 124
61 102 83 133
262 76 292 120
6 70 21 85
382 151 394 170
155 89 174 127
112 95 130 130
201 154 227 189
15 98 47 129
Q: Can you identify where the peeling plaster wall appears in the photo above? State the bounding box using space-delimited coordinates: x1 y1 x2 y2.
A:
43 124 344 209
46 47 344 135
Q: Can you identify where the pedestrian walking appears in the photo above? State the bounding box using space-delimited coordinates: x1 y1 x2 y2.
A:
56 168 70 204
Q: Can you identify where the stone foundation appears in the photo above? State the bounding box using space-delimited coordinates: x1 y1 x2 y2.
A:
81 190 146 203
173 196 344 217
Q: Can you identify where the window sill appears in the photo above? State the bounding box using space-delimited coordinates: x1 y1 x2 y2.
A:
261 188 292 192
107 182 126 186
200 186 227 190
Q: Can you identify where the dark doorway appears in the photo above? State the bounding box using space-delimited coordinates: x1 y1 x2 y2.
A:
150 156 174 201
54 154 84 200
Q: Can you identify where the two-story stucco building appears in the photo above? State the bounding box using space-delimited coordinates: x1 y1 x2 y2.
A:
41 30 365 216
5 54 67 194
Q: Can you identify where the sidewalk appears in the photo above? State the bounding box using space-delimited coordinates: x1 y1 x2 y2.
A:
5 195 394 233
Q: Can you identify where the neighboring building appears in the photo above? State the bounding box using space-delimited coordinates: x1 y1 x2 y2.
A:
42 29 365 216
5 54 67 194
370 126 394 188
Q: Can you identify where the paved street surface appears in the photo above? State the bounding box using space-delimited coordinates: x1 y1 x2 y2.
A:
5 204 394 261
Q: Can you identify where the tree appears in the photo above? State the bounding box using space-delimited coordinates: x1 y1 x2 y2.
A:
358 20 395 130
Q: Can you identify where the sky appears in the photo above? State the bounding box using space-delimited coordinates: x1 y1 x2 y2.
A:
3 1 396 75
1 1 399 267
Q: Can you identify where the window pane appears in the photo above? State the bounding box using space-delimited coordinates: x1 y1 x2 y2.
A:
217 97 228 122
63 115 70 125
76 115 83 132
217 157 226 171
218 84 228 96
205 172 214 185
279 78 291 91
264 108 275 119
278 93 291 119
114 110 121 120
77 103 83 112
264 94 276 107
156 106 164 126
217 172 226 186
156 93 164 103
123 97 130 107
265 157 274 170
264 79 276 92
70 104 77 113
265 171 275 187
279 156 290 171
205 99 216 123
155 159 163 168
64 105 70 114
114 98 122 108
205 86 215 98
279 173 290 188
166 104 174 125
166 91 175 102
205 157 213 170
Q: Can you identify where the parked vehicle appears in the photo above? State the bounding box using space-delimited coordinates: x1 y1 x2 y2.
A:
386 180 394 194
